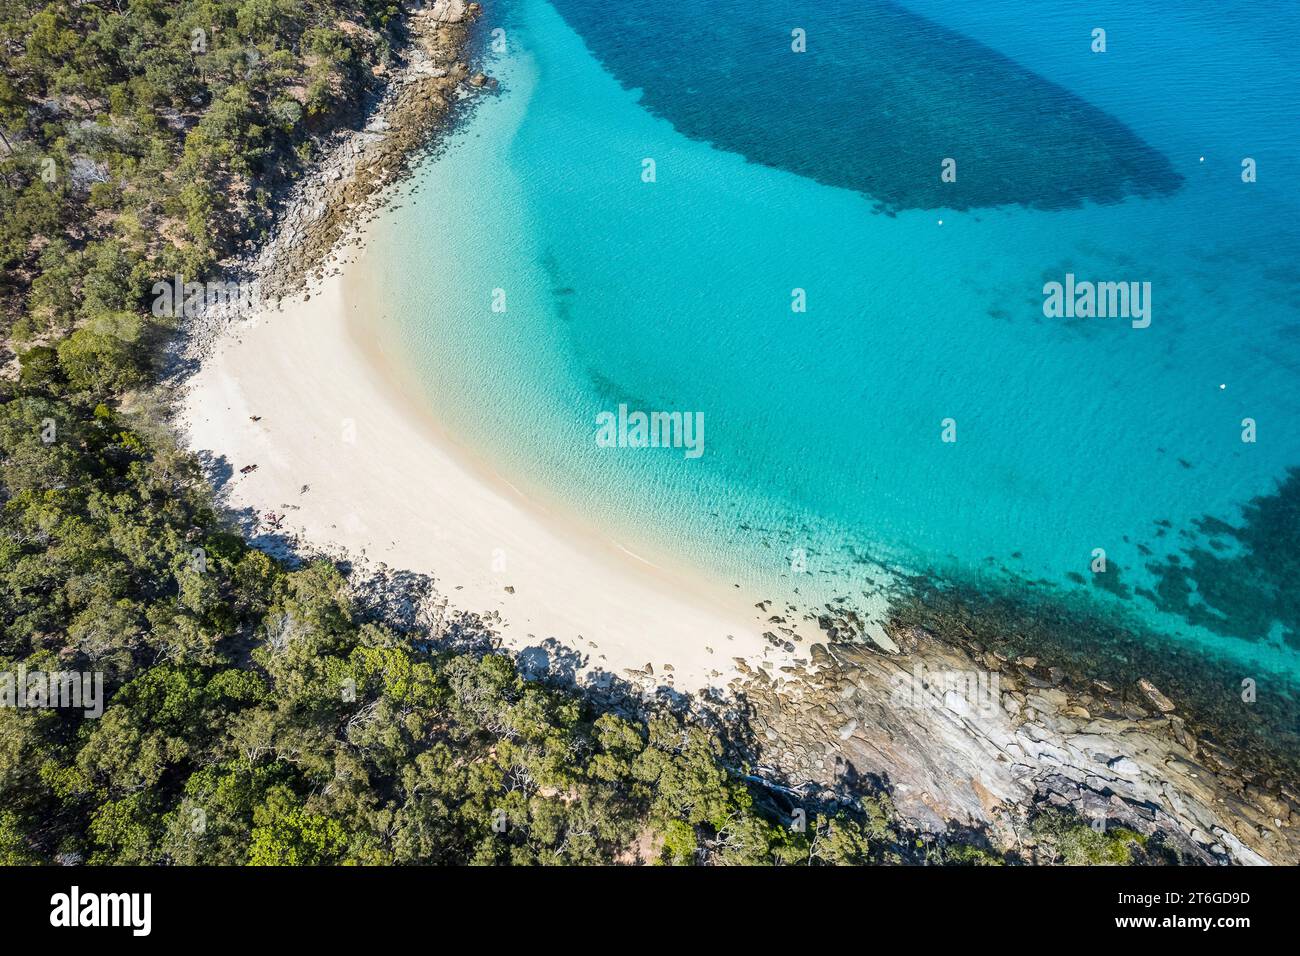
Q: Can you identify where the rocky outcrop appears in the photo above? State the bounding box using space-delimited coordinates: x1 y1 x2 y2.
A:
732 630 1299 864
178 4 488 358
428 0 470 23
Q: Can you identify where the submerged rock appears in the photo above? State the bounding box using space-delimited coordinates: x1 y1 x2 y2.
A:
1137 678 1177 713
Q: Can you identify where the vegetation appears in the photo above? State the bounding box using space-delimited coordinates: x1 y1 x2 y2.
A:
0 393 897 865
0 1 915 865
1 0 394 350
1030 809 1151 866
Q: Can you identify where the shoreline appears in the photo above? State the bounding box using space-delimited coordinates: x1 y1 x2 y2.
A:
169 2 1299 864
180 265 801 695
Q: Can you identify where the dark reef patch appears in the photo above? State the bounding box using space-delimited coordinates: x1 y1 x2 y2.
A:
550 0 1182 212
1091 558 1131 599
1142 467 1300 648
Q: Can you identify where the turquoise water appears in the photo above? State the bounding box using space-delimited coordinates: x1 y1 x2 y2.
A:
358 0 1300 684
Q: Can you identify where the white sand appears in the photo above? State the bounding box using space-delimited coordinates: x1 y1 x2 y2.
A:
179 262 801 694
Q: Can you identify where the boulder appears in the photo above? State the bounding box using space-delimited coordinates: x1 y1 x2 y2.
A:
1137 677 1176 713
429 0 468 23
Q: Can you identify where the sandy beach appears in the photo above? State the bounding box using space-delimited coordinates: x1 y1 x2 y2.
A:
179 254 801 694
170 0 799 697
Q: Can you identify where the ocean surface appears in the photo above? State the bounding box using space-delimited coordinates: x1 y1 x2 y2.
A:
355 0 1300 695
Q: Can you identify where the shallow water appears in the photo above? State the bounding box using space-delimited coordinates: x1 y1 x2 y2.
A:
358 0 1300 691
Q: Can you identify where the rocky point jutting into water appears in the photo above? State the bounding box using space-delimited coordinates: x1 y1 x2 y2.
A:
729 608 1298 865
